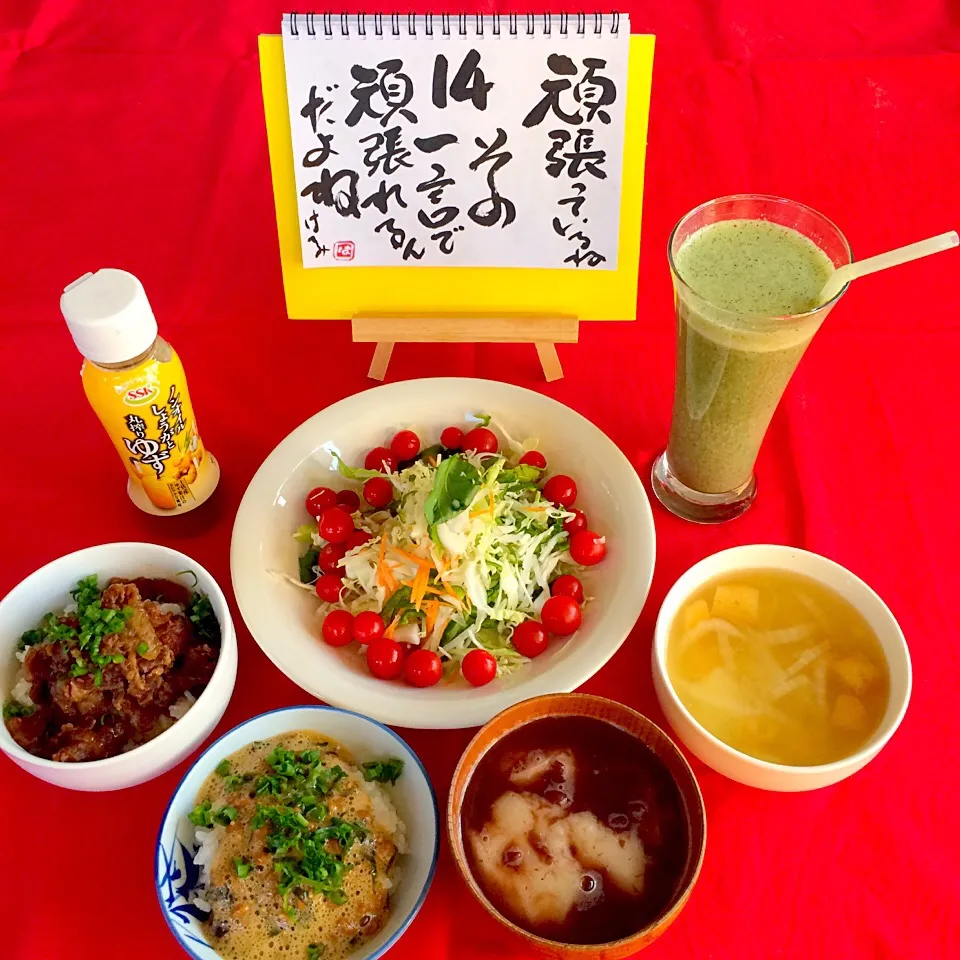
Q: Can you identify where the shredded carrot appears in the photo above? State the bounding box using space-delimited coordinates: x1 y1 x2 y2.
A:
376 535 398 592
424 599 440 637
383 614 401 639
403 579 447 598
389 546 434 569
411 564 430 611
470 494 496 519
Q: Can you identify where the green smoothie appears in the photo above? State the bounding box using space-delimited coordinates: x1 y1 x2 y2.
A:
667 219 835 494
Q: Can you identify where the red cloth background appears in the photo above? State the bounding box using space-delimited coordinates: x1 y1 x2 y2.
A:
2 2 959 958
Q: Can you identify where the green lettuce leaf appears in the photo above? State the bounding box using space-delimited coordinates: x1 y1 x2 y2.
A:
424 455 482 530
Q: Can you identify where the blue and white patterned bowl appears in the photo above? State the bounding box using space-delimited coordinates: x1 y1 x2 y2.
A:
155 705 440 960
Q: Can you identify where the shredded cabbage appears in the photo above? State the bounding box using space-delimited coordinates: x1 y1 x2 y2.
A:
293 424 579 678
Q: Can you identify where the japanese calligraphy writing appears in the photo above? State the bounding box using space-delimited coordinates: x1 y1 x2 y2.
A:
283 15 628 268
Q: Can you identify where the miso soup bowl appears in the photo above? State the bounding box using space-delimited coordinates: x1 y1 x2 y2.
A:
0 542 237 792
652 545 912 792
448 694 707 959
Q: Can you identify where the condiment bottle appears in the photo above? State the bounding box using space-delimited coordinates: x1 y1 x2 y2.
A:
60 268 219 514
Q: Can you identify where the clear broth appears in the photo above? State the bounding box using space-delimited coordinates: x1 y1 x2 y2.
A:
667 569 891 765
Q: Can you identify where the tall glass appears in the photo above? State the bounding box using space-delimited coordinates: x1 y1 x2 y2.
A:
652 195 852 523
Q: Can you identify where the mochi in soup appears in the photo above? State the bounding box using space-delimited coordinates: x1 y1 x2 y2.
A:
667 569 890 765
462 717 689 945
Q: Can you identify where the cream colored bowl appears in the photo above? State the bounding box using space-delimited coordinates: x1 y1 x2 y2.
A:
231 378 656 729
652 545 911 792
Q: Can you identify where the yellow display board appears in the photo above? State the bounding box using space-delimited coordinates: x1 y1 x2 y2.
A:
259 33 655 322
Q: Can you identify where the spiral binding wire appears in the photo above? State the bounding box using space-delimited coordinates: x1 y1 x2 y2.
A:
285 12 621 38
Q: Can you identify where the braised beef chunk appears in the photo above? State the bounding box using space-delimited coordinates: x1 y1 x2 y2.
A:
173 643 219 695
116 577 192 606
6 707 51 753
50 719 127 763
4 578 219 762
152 608 192 661
24 642 73 691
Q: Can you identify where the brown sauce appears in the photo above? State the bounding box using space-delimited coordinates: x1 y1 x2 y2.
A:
4 577 219 761
462 717 689 945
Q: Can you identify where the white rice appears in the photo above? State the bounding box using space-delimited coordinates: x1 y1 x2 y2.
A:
11 673 33 707
168 690 196 719
189 824 225 910
359 775 408 854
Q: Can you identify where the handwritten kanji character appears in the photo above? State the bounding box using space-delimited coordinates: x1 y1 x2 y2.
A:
359 127 413 177
545 129 607 180
345 60 417 128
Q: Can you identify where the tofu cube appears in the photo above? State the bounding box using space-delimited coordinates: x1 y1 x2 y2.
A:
711 585 760 626
683 598 711 631
831 653 880 695
831 693 868 731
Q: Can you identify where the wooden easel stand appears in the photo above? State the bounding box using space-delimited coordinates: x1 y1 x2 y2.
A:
352 316 579 382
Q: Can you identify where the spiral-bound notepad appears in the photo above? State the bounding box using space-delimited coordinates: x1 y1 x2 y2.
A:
281 13 630 270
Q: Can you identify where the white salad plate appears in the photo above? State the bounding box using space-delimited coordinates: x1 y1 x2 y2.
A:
230 378 656 729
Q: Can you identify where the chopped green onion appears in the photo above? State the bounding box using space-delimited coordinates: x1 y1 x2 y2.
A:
361 758 404 785
214 805 238 826
136 642 149 656
215 759 232 777
233 856 252 879
188 800 214 828
3 701 35 719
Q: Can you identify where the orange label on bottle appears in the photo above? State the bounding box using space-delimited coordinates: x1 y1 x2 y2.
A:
82 347 215 511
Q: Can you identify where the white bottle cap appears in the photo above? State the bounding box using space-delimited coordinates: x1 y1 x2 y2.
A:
60 268 159 364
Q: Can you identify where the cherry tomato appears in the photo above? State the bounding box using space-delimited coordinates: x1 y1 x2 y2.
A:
318 542 347 575
390 430 420 461
461 649 497 686
563 508 588 535
364 446 397 472
519 450 547 469
305 486 337 519
551 574 584 604
321 609 354 647
404 649 443 687
366 638 405 680
511 620 549 658
352 611 385 645
345 529 372 551
363 476 394 508
540 595 582 636
570 530 607 566
318 507 354 544
315 574 344 603
543 474 578 507
440 426 464 449
336 489 361 511
462 427 498 455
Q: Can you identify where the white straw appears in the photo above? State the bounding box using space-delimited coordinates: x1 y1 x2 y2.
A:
819 230 958 305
